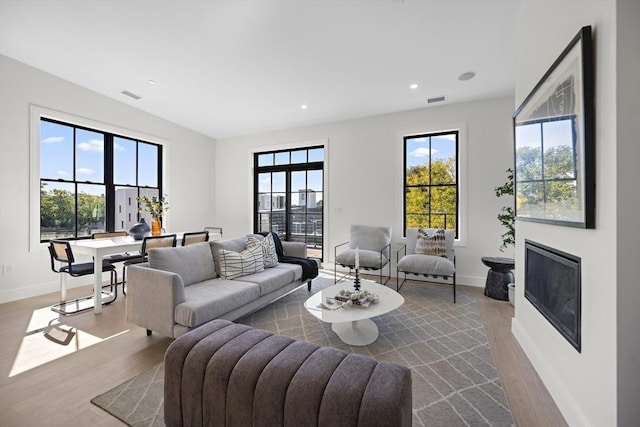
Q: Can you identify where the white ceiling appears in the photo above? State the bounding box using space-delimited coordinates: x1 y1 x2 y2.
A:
0 0 520 139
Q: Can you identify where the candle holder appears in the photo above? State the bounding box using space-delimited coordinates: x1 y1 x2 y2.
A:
353 268 361 291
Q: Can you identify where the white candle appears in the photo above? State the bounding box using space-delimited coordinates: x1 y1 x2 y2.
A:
355 247 360 270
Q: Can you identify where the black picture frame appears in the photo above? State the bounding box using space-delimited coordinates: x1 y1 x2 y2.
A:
513 26 595 228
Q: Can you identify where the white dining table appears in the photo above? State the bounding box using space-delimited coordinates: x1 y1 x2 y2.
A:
69 236 143 314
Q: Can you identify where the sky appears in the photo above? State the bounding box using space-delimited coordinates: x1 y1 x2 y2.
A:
40 120 158 196
405 133 456 168
515 119 574 151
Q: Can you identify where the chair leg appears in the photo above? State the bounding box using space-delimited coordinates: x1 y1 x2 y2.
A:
334 266 353 284
147 329 152 336
101 270 118 305
382 263 391 286
453 273 456 303
396 269 407 292
122 265 127 296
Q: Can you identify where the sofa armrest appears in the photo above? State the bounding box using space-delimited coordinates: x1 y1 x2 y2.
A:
125 264 186 338
281 241 307 258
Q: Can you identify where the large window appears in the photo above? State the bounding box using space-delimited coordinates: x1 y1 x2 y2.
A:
254 146 324 259
39 117 162 241
404 131 458 235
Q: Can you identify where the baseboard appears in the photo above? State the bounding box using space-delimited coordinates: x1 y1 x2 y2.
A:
511 317 591 427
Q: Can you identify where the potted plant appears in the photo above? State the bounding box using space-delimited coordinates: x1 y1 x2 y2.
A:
494 168 515 252
137 195 169 236
495 169 516 304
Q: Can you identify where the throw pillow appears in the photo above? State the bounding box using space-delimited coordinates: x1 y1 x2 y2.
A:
247 233 279 268
218 245 264 279
147 242 216 285
415 228 447 257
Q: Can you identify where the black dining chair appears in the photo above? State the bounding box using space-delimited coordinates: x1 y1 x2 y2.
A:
121 234 177 291
181 230 209 246
48 240 119 315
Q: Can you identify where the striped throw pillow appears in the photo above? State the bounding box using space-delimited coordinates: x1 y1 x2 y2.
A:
218 245 264 279
415 228 447 257
247 233 279 268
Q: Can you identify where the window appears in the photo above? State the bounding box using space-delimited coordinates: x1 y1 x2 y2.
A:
254 146 324 259
515 118 578 214
39 117 162 241
404 131 458 236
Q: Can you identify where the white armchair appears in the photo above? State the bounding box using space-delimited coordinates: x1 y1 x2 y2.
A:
335 224 391 285
397 228 456 302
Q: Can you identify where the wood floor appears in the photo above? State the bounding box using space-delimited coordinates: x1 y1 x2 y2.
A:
0 279 567 426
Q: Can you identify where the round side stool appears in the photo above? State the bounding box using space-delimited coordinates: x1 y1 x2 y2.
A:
481 257 515 301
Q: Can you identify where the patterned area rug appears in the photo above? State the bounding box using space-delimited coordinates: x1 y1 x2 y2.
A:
92 273 513 426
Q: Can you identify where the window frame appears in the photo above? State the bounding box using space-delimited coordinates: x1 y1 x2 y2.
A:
29 105 169 251
253 144 325 260
403 130 461 239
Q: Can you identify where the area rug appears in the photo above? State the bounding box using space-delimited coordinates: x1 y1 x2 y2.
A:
92 273 513 426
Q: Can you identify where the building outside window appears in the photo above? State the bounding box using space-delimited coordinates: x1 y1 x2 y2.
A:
404 131 458 236
39 117 162 241
254 146 324 260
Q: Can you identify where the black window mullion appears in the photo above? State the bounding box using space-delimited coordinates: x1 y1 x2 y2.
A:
39 118 162 240
285 168 291 241
105 134 115 231
254 146 324 260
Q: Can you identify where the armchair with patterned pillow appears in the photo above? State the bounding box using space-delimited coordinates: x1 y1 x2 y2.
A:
396 228 456 302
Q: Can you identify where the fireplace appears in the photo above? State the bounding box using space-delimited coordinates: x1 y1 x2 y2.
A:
525 240 581 352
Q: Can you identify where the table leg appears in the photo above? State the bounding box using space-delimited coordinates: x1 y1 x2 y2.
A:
60 274 66 301
331 318 379 346
93 256 102 314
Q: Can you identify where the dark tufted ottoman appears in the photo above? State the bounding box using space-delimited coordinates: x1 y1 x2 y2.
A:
164 319 412 427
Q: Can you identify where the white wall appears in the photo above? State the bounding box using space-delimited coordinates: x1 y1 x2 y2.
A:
0 55 216 303
511 1 640 426
615 1 640 425
215 96 515 286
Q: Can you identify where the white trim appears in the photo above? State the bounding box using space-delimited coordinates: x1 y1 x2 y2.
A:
29 104 171 252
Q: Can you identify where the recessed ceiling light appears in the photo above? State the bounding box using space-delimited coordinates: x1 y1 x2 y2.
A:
458 72 476 81
147 80 156 85
410 83 418 90
300 105 308 110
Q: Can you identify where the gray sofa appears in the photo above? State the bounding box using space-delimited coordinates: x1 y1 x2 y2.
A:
125 234 311 338
164 319 412 427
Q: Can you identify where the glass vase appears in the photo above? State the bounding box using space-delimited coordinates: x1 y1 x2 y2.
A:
151 217 162 236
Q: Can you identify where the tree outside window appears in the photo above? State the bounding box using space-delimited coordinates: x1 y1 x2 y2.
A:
404 131 458 236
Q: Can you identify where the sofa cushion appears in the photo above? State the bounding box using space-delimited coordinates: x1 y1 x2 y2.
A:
336 249 389 269
211 235 248 276
175 279 261 327
147 242 216 285
239 266 296 295
219 246 264 280
397 253 455 276
272 262 303 282
415 228 447 257
247 233 279 268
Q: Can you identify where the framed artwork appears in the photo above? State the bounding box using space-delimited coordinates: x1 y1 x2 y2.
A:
513 26 595 228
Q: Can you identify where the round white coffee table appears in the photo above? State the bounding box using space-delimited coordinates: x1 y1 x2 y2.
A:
304 280 404 346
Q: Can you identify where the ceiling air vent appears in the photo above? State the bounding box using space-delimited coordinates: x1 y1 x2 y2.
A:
427 96 445 104
121 90 141 100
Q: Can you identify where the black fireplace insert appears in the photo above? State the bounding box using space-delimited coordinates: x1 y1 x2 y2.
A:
525 239 581 352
